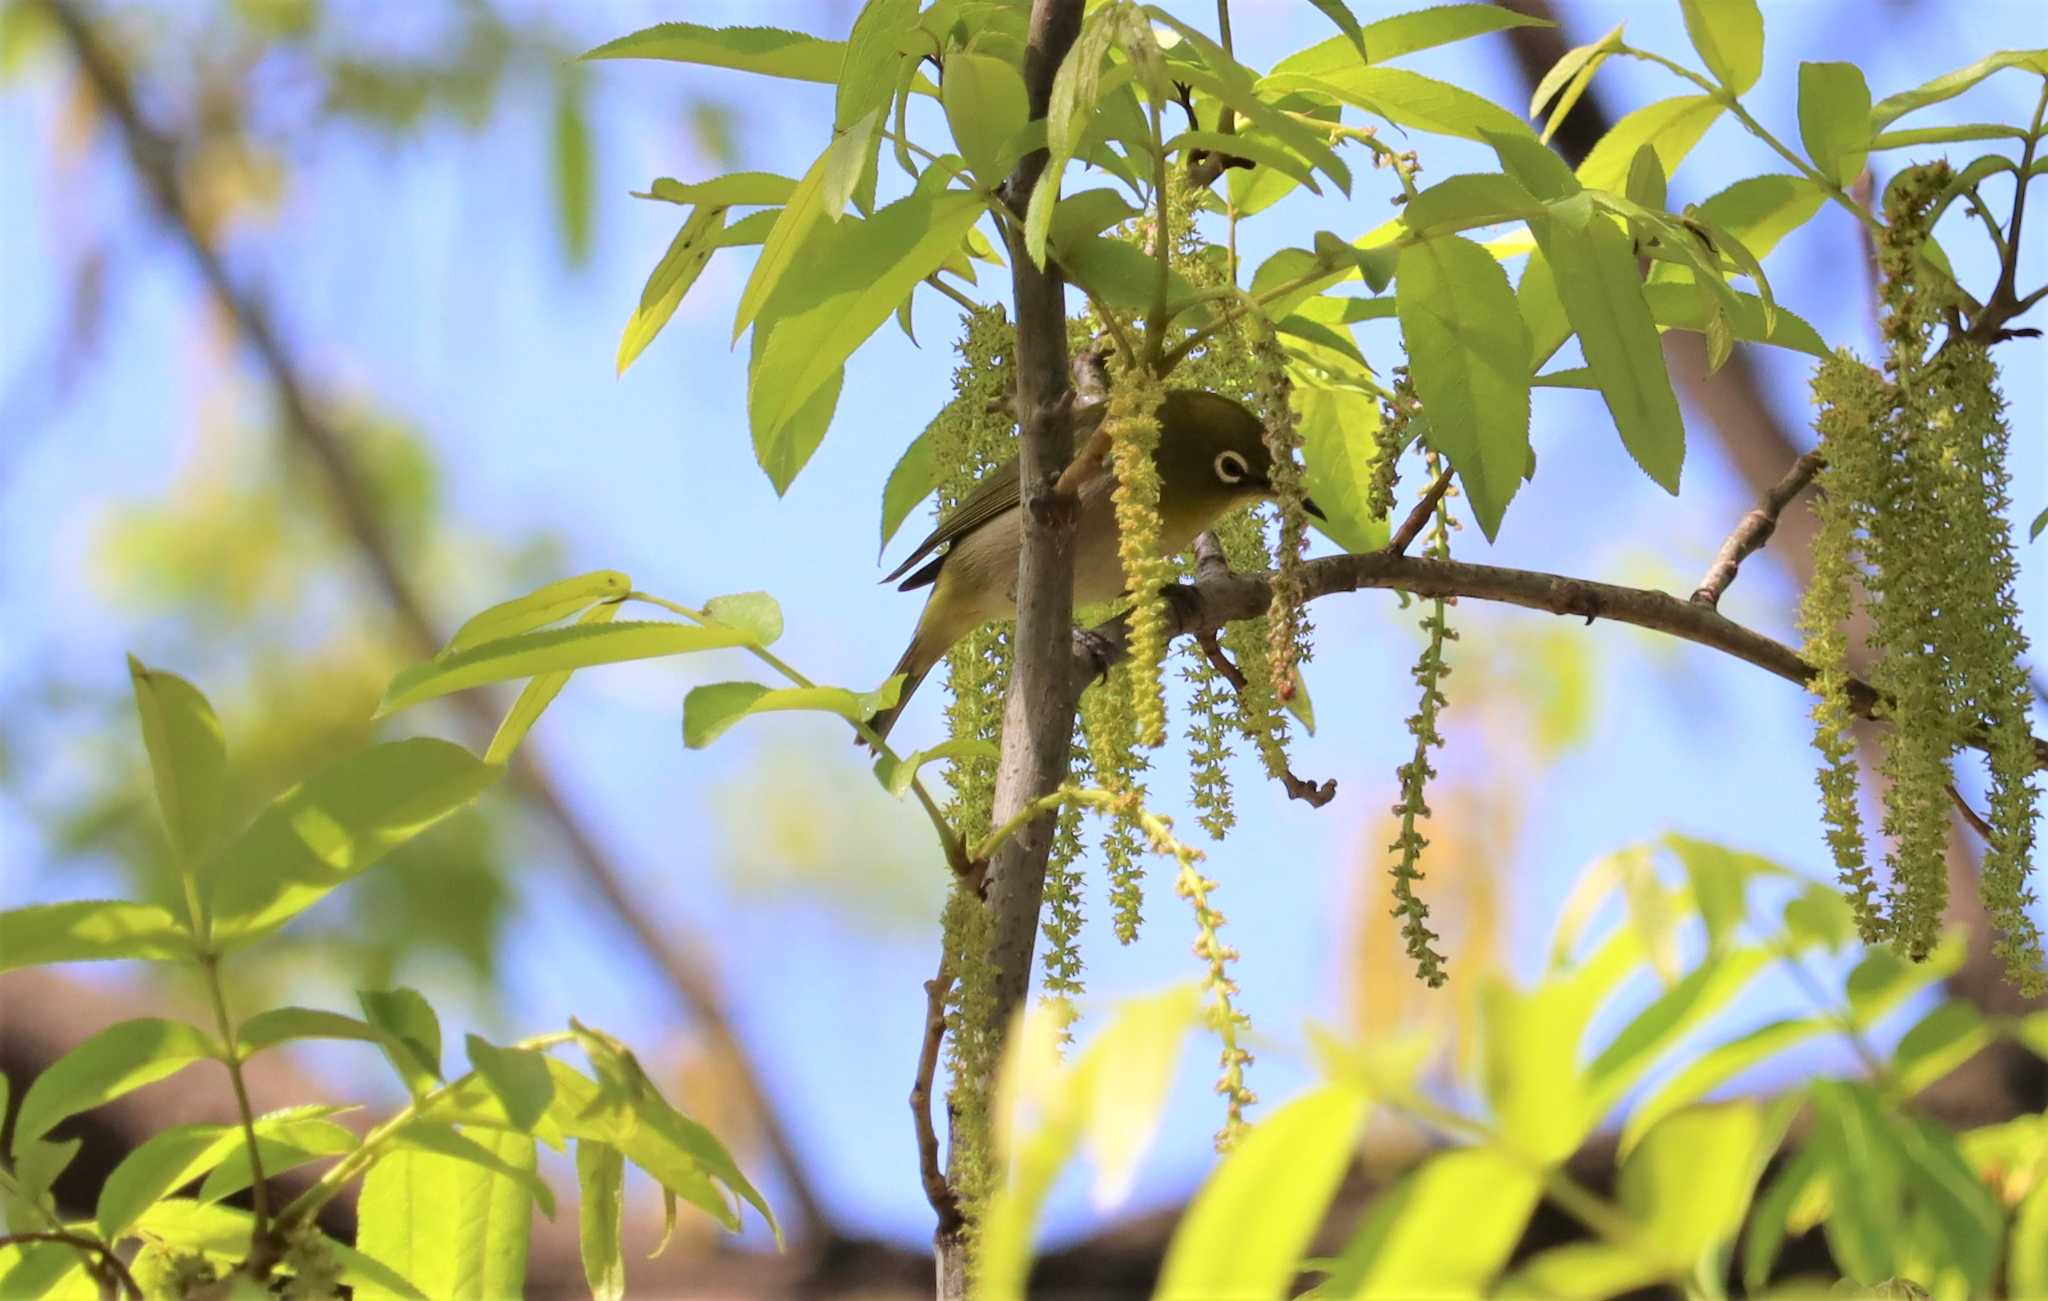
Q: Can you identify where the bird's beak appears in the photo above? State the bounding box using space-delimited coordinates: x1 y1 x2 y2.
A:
1302 496 1327 521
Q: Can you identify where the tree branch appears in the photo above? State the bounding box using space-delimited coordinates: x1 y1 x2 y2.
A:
1386 468 1455 558
1073 551 2048 771
910 956 963 1238
1689 450 1826 608
40 0 834 1243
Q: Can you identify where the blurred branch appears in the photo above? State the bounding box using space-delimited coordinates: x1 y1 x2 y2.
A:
1689 450 1825 608
38 0 834 1244
910 956 963 1237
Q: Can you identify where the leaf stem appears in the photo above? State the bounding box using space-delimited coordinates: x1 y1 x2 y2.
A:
198 953 274 1260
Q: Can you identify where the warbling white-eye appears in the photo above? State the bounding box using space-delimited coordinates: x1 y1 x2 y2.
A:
867 388 1320 742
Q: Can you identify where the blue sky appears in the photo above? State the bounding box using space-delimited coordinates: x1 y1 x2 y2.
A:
4 0 2044 1254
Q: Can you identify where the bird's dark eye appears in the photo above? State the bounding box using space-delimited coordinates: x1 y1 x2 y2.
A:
1214 450 1249 484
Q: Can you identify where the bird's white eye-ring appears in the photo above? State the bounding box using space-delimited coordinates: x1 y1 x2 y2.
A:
1215 450 1249 484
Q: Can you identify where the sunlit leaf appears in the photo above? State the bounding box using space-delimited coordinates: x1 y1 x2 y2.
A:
467 1036 556 1135
1798 61 1873 187
577 1141 627 1301
872 737 998 797
879 422 937 552
384 622 748 714
684 678 902 749
1679 0 1764 95
135 1200 425 1298
441 571 633 658
13 1018 219 1153
388 1121 554 1218
1623 1101 1774 1269
552 70 593 264
97 1122 234 1240
640 173 796 207
1869 48 2048 130
1268 66 1530 143
943 49 1029 183
0 900 192 971
1891 1000 1992 1094
238 1006 382 1055
1620 1016 1826 1157
1158 1084 1369 1297
1329 1145 1541 1296
485 600 624 766
356 1129 539 1298
702 592 785 646
1295 383 1389 553
360 987 443 1097
1395 234 1533 539
582 22 845 83
617 205 726 374
127 657 228 867
1576 94 1724 194
206 740 500 940
1533 195 1685 493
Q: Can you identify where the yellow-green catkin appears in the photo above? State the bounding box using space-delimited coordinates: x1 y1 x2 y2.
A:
1252 320 1313 702
1937 344 2043 991
1799 353 1890 941
1106 364 1173 747
1387 466 1456 986
1372 371 1419 523
1163 825 1255 1148
1082 663 1152 941
1040 784 1087 1040
929 305 1015 1231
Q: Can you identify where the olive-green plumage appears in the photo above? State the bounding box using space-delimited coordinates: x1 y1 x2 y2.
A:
868 389 1317 743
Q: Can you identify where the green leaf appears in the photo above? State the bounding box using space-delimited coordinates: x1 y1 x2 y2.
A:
485 599 623 766
1486 136 1578 209
1585 948 1772 1118
441 571 633 657
1295 383 1390 553
196 1108 357 1204
1645 283 1826 357
1168 128 1321 192
389 1121 555 1218
1157 1085 1370 1296
551 71 593 264
1620 1016 1827 1157
750 326 844 495
1627 142 1668 211
1870 122 2028 150
134 1201 427 1298
1400 171 1544 235
1808 1081 1901 1283
872 737 998 798
1305 0 1367 64
576 1141 627 1301
1328 1146 1542 1296
1679 0 1764 95
466 1036 555 1135
702 592 785 646
206 739 500 941
732 139 833 344
1869 49 2048 130
360 987 443 1097
879 422 937 552
1394 234 1532 540
1891 999 1991 1094
1482 981 1593 1163
582 22 845 84
2031 504 2048 542
238 1006 382 1055
2014 1176 2048 1296
541 1056 776 1241
1023 5 1119 267
1798 61 1872 187
385 621 749 715
1743 1141 1818 1290
1505 1243 1659 1297
1163 58 1350 194
617 204 726 374
748 192 986 477
356 1128 538 1298
1530 22 1625 143
127 657 227 867
1275 5 1551 77
684 678 903 749
0 900 192 970
1576 94 1724 193
1269 66 1531 143
1056 233 1201 316
1518 249 1571 369
1845 932 1965 1028
820 108 884 221
640 173 796 207
13 1018 218 1153
1533 196 1686 493
943 49 1029 183
97 1121 234 1239
837 0 919 133
1622 1102 1773 1268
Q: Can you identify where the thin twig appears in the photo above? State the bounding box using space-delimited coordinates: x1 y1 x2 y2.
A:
911 957 964 1236
1069 550 2048 773
1948 783 1996 842
1383 468 1454 558
40 0 834 1241
1689 450 1826 608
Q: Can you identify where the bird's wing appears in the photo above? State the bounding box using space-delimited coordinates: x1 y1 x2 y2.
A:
882 451 1021 585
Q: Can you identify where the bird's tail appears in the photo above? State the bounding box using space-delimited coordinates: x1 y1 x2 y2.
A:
863 636 933 751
